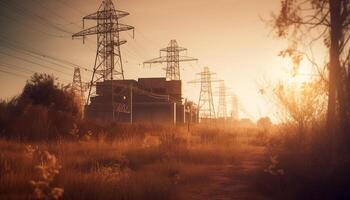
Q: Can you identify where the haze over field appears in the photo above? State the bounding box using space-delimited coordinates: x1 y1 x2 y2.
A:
0 0 324 121
2 1 350 200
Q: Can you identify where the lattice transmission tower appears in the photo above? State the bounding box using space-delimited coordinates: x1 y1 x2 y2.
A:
231 94 239 120
72 67 84 102
144 40 198 80
189 67 219 120
72 0 134 106
216 81 228 119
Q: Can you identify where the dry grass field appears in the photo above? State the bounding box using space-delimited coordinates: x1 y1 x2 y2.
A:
0 124 267 200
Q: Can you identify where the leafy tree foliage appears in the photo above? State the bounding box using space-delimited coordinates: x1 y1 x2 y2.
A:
273 0 350 136
19 73 80 115
0 73 81 140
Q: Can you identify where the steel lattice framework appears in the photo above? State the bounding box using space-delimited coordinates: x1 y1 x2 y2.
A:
72 67 84 101
144 40 197 80
189 67 219 120
72 0 134 113
231 94 239 120
217 81 228 119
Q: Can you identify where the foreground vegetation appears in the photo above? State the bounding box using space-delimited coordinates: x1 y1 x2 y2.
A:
256 122 350 200
0 124 264 200
2 73 350 200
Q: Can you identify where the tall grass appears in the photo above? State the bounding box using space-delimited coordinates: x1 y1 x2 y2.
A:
255 122 350 200
0 124 249 200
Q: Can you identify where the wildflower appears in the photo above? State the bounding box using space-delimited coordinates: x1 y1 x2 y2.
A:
142 135 161 148
28 148 64 200
50 187 64 200
25 145 38 158
69 123 79 139
264 155 285 176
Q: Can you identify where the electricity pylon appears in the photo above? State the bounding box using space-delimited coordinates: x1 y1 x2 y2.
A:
72 0 134 120
144 40 198 80
188 67 219 120
216 81 228 119
72 67 84 102
231 94 239 120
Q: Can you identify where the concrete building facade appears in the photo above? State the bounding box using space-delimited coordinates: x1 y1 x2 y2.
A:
85 78 197 124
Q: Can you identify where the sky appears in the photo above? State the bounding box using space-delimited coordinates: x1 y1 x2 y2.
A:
0 0 318 121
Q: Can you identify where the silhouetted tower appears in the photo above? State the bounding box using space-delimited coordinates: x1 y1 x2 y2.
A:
189 67 218 120
217 81 228 119
72 67 84 102
144 40 198 80
231 94 239 120
72 0 134 120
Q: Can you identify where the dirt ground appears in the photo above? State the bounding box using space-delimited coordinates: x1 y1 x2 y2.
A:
176 145 268 200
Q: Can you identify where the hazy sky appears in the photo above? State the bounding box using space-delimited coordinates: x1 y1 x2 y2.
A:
0 0 307 121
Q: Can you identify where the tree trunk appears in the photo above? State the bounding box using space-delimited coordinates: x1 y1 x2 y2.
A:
329 0 349 149
327 0 341 134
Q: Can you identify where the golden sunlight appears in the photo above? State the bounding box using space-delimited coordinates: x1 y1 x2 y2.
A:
1 0 350 200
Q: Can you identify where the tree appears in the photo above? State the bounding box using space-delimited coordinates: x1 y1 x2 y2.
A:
272 80 327 131
273 0 350 136
19 73 80 116
257 117 273 131
0 73 81 140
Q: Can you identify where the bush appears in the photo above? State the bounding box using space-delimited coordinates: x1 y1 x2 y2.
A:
0 73 81 140
257 122 350 200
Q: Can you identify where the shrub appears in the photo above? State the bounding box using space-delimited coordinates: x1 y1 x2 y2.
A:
0 73 81 140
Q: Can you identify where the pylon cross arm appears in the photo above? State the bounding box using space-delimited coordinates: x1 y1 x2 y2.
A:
112 40 127 47
143 56 167 64
160 46 187 52
143 56 197 66
83 10 130 20
177 56 198 62
72 23 134 38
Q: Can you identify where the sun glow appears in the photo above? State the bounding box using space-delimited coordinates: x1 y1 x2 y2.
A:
283 58 315 87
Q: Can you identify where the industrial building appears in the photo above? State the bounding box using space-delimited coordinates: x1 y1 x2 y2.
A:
72 0 199 124
85 78 198 124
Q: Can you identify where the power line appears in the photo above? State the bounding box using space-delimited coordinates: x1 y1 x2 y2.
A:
0 67 30 78
0 50 81 81
1 0 148 71
135 30 163 49
1 45 74 73
0 50 73 77
0 12 67 38
0 61 70 82
0 35 92 73
125 32 150 59
0 62 72 83
123 45 145 61
0 61 37 74
0 0 73 34
55 0 87 16
32 0 83 29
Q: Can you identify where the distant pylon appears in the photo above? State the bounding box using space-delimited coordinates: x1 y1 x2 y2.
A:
188 67 219 120
72 0 134 120
72 67 84 102
144 40 198 80
231 94 239 120
217 81 228 119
